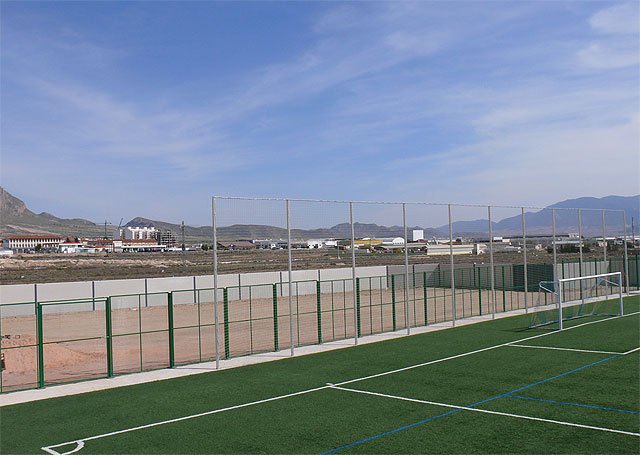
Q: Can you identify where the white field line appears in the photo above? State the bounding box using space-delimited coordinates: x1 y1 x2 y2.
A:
327 384 640 437
508 345 623 355
622 347 640 355
335 312 640 387
41 311 640 455
41 386 329 455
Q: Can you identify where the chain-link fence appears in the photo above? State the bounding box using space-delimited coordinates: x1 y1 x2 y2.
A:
0 197 634 393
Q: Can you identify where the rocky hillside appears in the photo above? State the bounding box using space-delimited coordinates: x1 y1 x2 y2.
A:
0 187 104 238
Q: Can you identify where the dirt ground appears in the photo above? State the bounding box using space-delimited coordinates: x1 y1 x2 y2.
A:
0 249 609 285
1 284 535 392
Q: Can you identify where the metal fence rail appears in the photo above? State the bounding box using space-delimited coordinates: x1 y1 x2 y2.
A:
1 256 636 393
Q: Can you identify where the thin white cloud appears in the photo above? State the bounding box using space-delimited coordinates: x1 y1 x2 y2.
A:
577 42 639 69
589 2 639 35
1 2 638 226
577 1 639 70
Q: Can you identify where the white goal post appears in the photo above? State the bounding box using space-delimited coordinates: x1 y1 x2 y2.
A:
530 272 623 330
557 272 623 330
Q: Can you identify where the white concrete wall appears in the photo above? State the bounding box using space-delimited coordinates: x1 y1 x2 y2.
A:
0 266 388 316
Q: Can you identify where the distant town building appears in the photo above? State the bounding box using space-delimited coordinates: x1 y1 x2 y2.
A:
217 241 256 250
124 226 157 240
412 230 424 241
2 235 63 251
156 229 177 247
112 239 165 252
59 241 84 253
307 239 325 248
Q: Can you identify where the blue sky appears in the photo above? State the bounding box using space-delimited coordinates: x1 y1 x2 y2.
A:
1 1 638 228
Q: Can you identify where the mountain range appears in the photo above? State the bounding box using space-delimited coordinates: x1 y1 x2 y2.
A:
439 196 640 237
1 186 638 242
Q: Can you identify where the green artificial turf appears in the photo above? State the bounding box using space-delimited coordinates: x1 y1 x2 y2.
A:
1 296 638 454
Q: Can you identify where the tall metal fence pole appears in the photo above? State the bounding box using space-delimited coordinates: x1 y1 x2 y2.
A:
286 199 295 356
552 208 557 288
623 210 629 293
403 203 411 334
521 208 528 313
602 209 607 268
448 204 456 326
602 209 608 299
488 206 495 318
350 202 358 345
578 208 584 305
212 196 220 369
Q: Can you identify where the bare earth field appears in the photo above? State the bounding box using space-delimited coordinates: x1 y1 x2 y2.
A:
0 249 602 285
0 284 517 391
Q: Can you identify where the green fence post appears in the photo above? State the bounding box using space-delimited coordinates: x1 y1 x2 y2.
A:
316 281 322 344
223 288 230 359
356 278 361 337
105 297 113 377
635 255 639 290
478 268 482 316
168 292 175 368
391 275 397 331
272 284 279 351
423 271 428 326
36 302 44 388
502 265 506 312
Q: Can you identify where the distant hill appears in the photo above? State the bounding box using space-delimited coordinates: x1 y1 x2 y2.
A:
0 187 105 238
124 217 444 241
2 187 637 242
439 195 640 236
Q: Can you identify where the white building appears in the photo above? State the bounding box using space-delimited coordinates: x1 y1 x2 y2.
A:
112 239 165 252
307 239 325 249
425 244 475 255
3 235 63 251
59 242 84 253
124 226 157 240
412 230 424 241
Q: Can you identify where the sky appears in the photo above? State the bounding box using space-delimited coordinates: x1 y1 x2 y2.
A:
1 0 639 228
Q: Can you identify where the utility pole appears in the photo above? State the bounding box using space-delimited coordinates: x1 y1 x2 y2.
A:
95 220 113 240
181 221 185 273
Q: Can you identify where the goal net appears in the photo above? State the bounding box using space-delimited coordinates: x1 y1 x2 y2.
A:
529 272 623 330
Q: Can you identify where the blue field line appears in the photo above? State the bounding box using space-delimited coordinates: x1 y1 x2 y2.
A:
506 395 640 414
316 409 460 455
318 354 622 454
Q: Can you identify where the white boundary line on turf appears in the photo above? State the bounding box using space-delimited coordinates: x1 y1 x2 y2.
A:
326 384 640 437
335 311 640 387
40 311 640 455
41 386 329 455
508 345 623 355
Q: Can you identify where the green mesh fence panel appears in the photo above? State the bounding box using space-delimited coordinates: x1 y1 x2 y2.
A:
3 255 634 394
0 303 38 392
40 299 107 386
